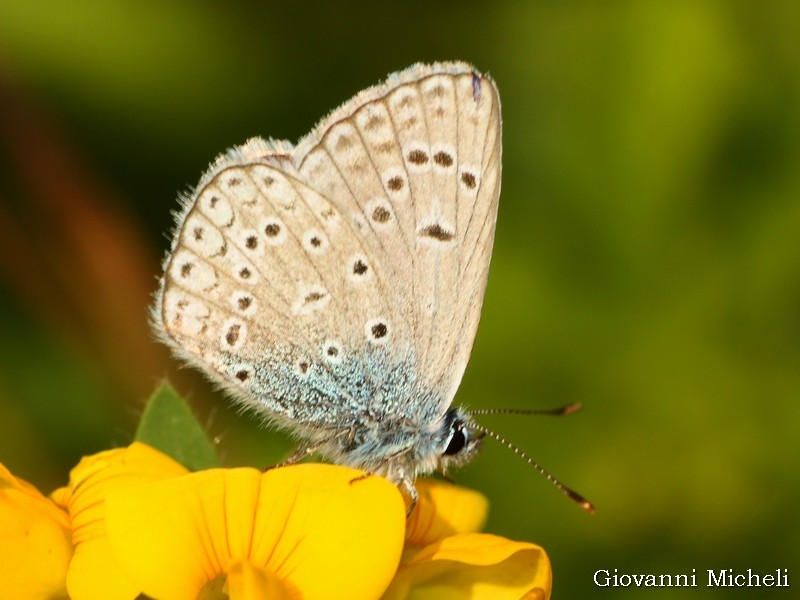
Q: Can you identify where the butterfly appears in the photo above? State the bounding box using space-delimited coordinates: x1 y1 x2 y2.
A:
153 62 501 511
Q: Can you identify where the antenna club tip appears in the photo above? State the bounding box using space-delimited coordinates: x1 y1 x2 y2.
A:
563 402 583 415
565 489 595 513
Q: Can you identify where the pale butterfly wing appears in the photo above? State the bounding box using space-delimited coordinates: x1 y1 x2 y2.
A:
154 62 501 440
156 145 411 433
294 62 502 417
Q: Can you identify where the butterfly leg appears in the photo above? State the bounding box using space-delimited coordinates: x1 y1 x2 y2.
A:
398 470 419 517
265 434 339 471
269 446 314 468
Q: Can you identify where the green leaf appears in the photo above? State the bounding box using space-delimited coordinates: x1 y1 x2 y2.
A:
134 383 220 470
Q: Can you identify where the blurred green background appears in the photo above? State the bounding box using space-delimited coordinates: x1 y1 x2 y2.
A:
1 1 798 597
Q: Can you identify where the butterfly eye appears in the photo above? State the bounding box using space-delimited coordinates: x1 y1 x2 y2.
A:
443 426 467 456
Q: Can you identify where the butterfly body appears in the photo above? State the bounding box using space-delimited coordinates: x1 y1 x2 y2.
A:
154 62 501 503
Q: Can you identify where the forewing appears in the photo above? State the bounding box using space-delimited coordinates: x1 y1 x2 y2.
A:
294 62 502 414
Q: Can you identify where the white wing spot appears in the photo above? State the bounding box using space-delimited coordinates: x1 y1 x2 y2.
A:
302 229 329 254
366 198 394 228
239 228 264 256
221 318 247 350
458 165 480 191
391 88 417 110
232 364 253 383
417 219 456 246
293 284 330 315
348 254 372 282
321 340 343 364
262 217 287 245
405 143 431 173
294 356 312 378
183 214 226 257
197 187 234 227
382 167 408 200
249 165 277 188
221 168 257 205
230 291 257 316
315 201 341 228
163 290 210 336
431 144 457 173
365 317 390 345
232 261 259 285
169 250 217 292
251 167 296 212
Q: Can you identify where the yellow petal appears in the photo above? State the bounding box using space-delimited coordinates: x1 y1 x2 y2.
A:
405 479 488 547
259 465 405 599
0 463 72 600
105 464 405 600
226 561 292 600
49 485 71 512
65 442 188 600
384 532 551 600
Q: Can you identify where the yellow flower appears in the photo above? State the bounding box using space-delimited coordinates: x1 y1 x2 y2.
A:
63 442 190 600
0 463 72 600
102 462 406 599
3 441 551 600
385 479 552 600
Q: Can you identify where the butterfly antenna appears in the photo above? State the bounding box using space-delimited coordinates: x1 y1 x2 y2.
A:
467 421 595 513
468 402 583 417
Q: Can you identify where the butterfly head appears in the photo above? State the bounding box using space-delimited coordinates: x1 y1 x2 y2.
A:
433 406 483 472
